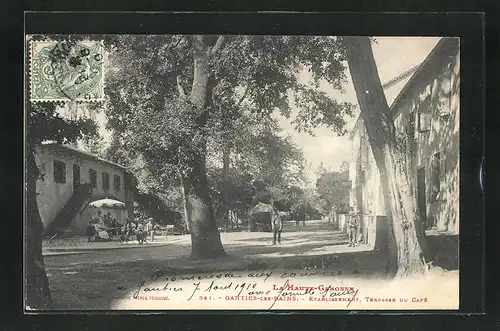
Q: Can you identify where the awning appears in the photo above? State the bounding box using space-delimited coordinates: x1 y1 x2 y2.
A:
251 202 273 214
89 198 126 208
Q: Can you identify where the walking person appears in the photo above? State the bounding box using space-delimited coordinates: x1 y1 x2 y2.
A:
271 206 283 245
347 212 359 247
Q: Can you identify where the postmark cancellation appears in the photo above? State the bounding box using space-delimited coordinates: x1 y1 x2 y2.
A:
29 39 105 103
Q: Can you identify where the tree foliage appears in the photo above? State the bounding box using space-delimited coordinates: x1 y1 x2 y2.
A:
27 103 98 148
316 168 350 214
104 35 354 163
101 34 355 257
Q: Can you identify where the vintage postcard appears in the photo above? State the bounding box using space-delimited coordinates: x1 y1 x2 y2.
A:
25 34 460 311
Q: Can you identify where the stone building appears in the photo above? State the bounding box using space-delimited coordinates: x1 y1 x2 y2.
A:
349 37 460 247
34 143 135 234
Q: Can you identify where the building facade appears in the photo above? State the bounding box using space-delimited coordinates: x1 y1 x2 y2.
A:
34 143 135 234
349 37 460 246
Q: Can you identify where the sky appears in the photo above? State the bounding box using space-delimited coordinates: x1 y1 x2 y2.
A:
67 36 441 186
276 36 441 186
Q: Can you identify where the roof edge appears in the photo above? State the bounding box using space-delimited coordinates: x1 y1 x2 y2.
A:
349 37 459 136
389 37 459 118
39 143 129 172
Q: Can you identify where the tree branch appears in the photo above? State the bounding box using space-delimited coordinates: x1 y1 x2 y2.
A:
210 36 226 57
172 35 185 49
176 75 187 99
236 84 252 108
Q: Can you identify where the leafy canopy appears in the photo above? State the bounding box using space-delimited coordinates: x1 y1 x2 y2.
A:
104 35 355 172
316 167 351 213
27 103 98 147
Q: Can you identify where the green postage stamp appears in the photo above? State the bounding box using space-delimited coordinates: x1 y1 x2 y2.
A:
29 39 105 102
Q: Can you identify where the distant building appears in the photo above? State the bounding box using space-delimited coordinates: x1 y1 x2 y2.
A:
34 143 135 234
349 37 460 247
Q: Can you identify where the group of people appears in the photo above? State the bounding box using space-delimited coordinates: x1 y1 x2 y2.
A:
270 205 361 248
121 218 157 244
87 210 116 242
86 210 158 244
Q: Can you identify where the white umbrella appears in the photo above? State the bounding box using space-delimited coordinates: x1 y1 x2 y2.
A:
251 202 273 214
89 198 126 208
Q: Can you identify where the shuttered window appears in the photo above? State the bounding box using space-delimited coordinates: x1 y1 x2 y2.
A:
53 160 66 184
89 169 97 188
430 152 441 202
418 113 431 132
114 175 121 192
408 111 416 138
417 83 432 132
102 172 110 190
438 64 452 118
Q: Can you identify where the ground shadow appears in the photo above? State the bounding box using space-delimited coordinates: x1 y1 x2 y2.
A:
426 233 458 270
46 245 392 311
45 231 457 310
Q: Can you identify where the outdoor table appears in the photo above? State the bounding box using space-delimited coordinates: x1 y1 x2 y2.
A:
105 227 123 240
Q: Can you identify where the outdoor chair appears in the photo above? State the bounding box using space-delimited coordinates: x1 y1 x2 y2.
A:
59 228 82 247
165 225 175 236
43 232 59 247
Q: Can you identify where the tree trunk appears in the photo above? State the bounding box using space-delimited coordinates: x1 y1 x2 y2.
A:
183 153 226 259
221 144 231 228
182 35 225 259
344 37 427 277
26 145 51 309
178 176 190 233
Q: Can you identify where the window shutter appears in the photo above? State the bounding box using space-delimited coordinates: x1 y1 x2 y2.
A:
439 63 452 118
439 152 446 194
430 153 441 202
363 142 370 168
89 169 97 188
53 160 66 184
114 175 121 192
419 113 431 132
439 153 446 180
102 172 110 190
408 111 416 136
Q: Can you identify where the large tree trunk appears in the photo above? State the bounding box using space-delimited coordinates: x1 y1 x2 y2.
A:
178 176 190 233
345 37 428 277
26 145 51 309
221 144 231 228
182 35 225 259
183 153 226 259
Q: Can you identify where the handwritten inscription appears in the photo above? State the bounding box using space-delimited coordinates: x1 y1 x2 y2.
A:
133 281 183 299
132 269 365 308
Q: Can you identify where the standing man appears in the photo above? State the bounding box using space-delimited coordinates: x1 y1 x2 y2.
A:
293 208 300 228
271 205 283 245
146 218 155 242
347 210 359 247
